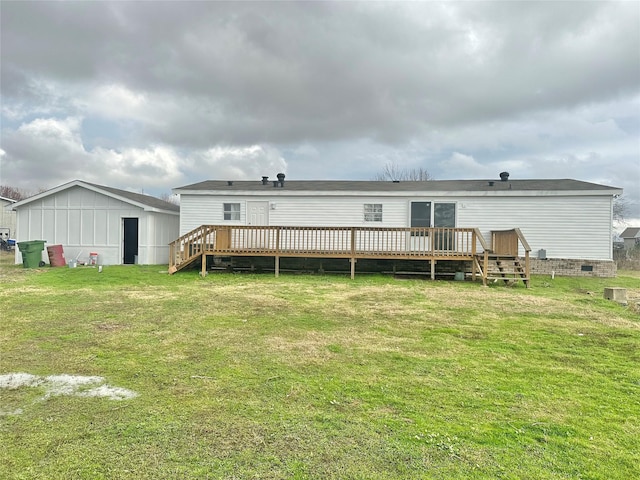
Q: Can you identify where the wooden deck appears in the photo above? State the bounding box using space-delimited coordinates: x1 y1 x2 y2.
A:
168 225 531 286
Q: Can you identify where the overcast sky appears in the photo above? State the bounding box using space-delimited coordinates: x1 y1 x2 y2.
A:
1 1 639 224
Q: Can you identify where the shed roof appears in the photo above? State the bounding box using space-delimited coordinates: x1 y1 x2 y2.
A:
174 178 621 195
11 180 179 214
620 227 640 239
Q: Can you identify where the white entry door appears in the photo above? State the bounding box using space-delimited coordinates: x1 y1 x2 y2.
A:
247 201 269 226
246 201 269 249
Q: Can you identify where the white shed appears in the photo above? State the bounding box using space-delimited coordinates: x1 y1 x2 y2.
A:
1 195 17 243
11 180 179 266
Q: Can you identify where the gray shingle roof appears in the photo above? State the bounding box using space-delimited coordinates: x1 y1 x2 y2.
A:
86 182 180 212
12 180 180 212
620 227 640 238
175 178 621 193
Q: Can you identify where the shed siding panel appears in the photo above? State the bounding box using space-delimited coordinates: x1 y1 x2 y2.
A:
55 210 69 244
43 209 55 241
82 210 95 245
30 208 43 238
95 209 109 245
108 211 121 245
68 210 81 244
145 212 180 264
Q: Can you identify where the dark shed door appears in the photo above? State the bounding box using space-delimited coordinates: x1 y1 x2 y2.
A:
123 218 139 264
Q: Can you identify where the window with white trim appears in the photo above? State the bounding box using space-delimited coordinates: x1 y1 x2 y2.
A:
223 203 240 221
364 203 383 222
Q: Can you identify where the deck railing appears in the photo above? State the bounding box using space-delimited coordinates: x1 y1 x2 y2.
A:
169 225 488 274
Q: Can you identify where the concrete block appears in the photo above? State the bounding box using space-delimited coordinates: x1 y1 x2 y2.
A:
604 287 627 304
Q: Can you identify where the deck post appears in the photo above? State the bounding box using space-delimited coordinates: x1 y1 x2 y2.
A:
483 251 488 287
430 259 435 280
275 255 280 277
201 254 207 276
350 258 356 279
471 230 477 281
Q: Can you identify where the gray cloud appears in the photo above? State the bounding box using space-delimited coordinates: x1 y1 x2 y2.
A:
1 1 638 222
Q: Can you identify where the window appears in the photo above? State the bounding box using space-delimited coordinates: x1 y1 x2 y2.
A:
411 202 456 228
364 204 383 222
411 202 431 228
411 202 431 236
434 203 455 228
223 203 240 221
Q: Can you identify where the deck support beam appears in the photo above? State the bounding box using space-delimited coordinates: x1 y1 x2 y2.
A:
201 254 207 277
275 255 280 277
350 258 356 279
430 259 435 280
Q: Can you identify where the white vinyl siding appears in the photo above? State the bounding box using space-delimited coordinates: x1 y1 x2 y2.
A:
456 195 613 260
180 195 239 232
179 195 408 233
178 192 615 261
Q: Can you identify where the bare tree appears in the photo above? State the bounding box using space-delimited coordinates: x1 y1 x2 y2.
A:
159 192 180 205
613 195 628 224
0 185 30 201
373 162 433 182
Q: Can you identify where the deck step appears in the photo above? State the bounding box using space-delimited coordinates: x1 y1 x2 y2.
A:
487 275 529 279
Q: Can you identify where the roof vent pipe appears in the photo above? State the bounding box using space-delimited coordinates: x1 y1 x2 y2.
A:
262 176 269 185
273 180 279 187
499 171 510 181
277 172 285 186
227 181 233 186
488 181 494 187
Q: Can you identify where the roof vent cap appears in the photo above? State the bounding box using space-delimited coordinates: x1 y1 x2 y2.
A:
499 171 510 181
261 176 269 185
227 181 233 186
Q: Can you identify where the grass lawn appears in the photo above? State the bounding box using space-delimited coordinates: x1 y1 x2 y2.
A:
1 254 639 479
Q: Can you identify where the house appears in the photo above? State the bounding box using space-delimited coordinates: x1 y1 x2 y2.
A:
1 195 17 244
171 173 622 279
10 180 179 266
620 227 640 250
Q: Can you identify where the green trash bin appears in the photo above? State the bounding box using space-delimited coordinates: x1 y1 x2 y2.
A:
17 240 46 268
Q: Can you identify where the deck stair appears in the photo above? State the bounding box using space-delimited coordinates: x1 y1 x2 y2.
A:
168 225 217 274
473 228 531 288
484 254 530 287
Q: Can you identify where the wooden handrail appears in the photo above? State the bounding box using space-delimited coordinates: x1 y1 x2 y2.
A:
514 228 531 252
474 228 489 251
169 225 491 273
